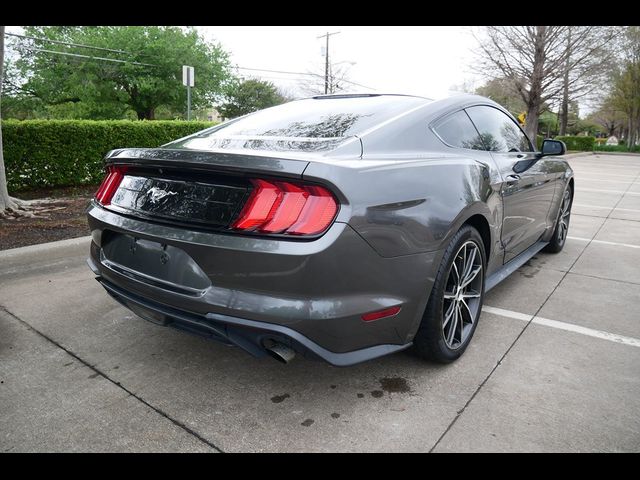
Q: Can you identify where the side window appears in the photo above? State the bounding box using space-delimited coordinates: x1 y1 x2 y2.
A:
465 106 533 152
432 110 486 151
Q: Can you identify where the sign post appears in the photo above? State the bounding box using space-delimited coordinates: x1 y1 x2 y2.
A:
182 65 195 120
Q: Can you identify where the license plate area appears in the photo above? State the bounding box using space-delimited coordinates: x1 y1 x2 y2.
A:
101 232 211 295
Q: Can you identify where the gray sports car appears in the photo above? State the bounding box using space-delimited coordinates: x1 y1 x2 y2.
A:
86 93 573 366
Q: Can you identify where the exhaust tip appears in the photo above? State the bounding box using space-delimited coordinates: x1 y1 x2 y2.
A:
265 342 296 364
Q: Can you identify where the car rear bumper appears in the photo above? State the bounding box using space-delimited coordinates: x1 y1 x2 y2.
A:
87 202 442 365
90 266 411 366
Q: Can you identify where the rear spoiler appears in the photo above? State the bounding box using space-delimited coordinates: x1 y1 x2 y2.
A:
104 148 309 179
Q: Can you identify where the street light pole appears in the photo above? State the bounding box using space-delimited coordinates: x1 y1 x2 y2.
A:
317 31 340 94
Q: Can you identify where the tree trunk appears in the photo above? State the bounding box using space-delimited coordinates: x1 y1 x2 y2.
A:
136 108 156 120
523 26 547 141
0 25 14 212
559 27 572 136
525 102 540 142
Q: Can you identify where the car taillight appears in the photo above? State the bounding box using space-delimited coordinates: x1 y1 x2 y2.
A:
232 179 338 236
95 165 126 206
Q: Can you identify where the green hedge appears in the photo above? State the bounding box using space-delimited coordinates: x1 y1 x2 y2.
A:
594 144 640 153
554 135 595 152
2 120 214 191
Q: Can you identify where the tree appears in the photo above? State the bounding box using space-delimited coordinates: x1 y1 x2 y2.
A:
0 25 30 216
558 26 620 135
588 95 627 137
1 25 11 212
475 77 526 115
298 62 357 96
610 27 640 149
474 26 618 140
9 26 233 120
218 79 287 119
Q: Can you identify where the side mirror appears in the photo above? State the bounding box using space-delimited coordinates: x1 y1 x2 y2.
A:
540 139 566 156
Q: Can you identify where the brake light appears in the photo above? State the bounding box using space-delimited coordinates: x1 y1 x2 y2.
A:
232 179 338 236
95 165 126 206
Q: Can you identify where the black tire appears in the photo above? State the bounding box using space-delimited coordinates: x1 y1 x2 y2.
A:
543 184 573 254
412 225 486 363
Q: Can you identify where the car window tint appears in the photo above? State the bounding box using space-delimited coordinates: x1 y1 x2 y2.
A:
465 106 533 152
166 95 429 153
433 110 486 150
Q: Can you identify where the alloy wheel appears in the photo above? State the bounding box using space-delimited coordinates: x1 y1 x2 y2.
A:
557 188 572 244
442 241 483 349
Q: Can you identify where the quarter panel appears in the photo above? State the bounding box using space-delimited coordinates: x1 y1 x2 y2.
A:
303 156 502 263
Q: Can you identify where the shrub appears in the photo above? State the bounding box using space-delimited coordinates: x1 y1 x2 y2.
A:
536 135 544 150
554 135 595 152
594 144 640 153
2 120 214 191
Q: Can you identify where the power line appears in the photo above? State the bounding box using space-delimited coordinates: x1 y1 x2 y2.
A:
237 66 321 78
4 32 138 56
25 47 158 67
235 66 376 91
6 31 374 90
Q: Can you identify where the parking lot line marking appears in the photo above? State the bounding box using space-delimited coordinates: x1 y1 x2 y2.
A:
576 177 634 184
580 187 640 196
567 236 640 249
571 172 635 178
573 203 640 213
482 305 531 321
482 305 640 348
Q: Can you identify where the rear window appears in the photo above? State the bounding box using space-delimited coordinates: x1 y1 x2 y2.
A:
166 95 428 153
432 110 485 150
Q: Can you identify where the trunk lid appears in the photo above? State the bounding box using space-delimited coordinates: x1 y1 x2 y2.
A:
102 148 310 230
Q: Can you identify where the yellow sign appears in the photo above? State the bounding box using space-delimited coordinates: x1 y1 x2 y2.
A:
517 112 526 125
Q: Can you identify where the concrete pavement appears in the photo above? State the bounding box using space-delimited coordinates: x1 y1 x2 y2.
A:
1 153 639 452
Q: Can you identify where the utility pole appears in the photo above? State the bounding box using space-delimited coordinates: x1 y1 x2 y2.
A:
317 31 340 94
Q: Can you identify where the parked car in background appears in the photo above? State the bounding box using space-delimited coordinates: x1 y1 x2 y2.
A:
87 93 573 366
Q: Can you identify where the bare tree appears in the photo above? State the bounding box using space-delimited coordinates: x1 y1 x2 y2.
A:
298 62 357 96
610 27 640 149
587 99 626 138
475 77 526 115
475 26 563 139
474 26 619 141
558 26 620 135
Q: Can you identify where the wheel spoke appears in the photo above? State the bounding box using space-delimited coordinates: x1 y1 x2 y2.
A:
462 291 481 299
444 291 456 300
462 247 477 282
460 265 482 289
443 301 456 329
447 307 458 345
458 305 464 339
451 261 460 283
460 298 474 325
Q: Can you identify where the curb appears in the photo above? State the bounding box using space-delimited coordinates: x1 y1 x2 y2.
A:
566 151 640 158
0 235 92 259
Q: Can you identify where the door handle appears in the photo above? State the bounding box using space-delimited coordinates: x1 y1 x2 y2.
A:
505 174 521 186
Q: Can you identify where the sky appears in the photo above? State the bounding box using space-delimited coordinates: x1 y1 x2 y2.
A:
5 25 482 100
197 26 481 99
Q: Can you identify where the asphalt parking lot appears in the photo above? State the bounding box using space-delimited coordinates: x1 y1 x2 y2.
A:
1 152 639 452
